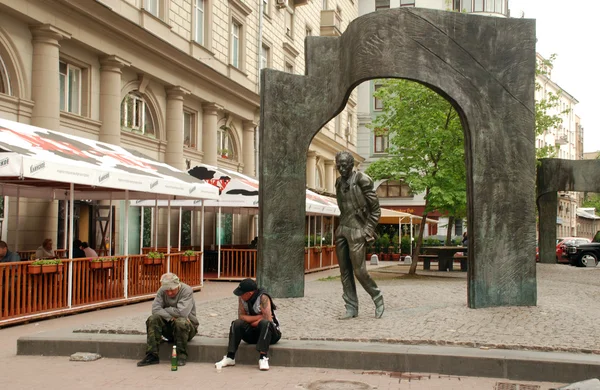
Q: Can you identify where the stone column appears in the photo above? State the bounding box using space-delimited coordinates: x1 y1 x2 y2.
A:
242 120 256 177
202 103 222 166
30 24 71 130
30 25 70 246
165 86 190 170
99 55 130 145
324 160 335 194
306 151 317 189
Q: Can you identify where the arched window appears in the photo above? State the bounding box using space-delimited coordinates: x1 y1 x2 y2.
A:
217 126 235 159
121 92 155 137
376 180 413 198
0 54 10 95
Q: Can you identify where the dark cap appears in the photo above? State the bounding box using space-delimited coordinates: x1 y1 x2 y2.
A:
233 278 257 296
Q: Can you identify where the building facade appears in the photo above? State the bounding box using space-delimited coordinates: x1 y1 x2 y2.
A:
0 0 358 253
535 53 580 237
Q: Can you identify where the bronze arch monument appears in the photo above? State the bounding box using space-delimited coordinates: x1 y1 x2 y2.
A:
258 8 537 308
537 158 600 264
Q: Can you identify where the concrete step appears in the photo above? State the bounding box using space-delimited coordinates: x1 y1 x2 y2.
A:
17 328 600 384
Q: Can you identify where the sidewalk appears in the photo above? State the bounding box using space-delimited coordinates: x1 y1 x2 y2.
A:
5 262 600 388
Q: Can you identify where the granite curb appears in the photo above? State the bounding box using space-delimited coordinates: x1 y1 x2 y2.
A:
17 328 600 384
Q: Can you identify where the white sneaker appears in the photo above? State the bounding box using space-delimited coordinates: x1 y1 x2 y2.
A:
215 356 235 369
259 357 270 371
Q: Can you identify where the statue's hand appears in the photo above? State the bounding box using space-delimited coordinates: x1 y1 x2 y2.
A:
364 231 375 243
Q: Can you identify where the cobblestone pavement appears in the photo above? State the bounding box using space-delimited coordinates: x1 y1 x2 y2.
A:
74 263 600 354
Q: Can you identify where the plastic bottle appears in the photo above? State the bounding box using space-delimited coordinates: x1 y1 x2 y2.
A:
171 345 178 371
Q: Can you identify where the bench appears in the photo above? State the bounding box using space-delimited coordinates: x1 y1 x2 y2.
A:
417 255 438 270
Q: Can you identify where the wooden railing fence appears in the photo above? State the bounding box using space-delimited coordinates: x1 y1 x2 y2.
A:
1 246 339 326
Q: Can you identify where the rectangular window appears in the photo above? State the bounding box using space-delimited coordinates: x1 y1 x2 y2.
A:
285 62 294 74
261 45 269 70
59 61 81 115
194 0 205 45
373 84 383 110
375 0 390 10
400 0 415 6
145 0 159 16
322 0 328 10
473 0 484 12
306 26 312 36
285 8 294 38
263 0 269 15
231 21 240 68
183 110 195 148
374 131 388 153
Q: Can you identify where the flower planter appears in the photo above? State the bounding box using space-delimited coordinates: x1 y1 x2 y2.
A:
181 255 197 263
102 260 114 269
90 261 102 270
41 264 59 274
391 253 401 261
28 265 42 275
154 258 163 265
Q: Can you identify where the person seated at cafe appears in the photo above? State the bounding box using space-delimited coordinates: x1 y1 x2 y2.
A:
72 239 86 258
35 238 56 259
81 242 98 258
0 240 21 263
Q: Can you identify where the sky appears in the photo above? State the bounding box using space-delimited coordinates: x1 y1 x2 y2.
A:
508 0 600 152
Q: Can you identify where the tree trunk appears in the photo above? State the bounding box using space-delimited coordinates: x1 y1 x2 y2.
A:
409 210 429 275
445 216 455 246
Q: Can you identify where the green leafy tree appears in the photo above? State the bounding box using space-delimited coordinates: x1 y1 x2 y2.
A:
535 54 571 160
365 79 466 275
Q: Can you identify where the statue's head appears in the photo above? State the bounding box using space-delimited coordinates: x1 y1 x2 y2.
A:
335 151 354 179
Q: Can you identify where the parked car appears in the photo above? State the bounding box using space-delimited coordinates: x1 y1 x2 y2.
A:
535 237 591 263
565 237 599 267
556 237 591 263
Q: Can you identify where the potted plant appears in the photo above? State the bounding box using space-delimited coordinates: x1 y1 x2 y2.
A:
391 235 401 261
379 234 391 261
145 251 163 265
181 250 197 263
218 148 229 158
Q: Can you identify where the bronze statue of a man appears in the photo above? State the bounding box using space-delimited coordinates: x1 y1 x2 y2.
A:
334 151 384 319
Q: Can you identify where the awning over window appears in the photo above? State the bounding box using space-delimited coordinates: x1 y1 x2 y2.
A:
0 118 219 201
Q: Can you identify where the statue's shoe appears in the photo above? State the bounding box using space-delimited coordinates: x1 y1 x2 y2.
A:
374 296 384 319
339 310 358 320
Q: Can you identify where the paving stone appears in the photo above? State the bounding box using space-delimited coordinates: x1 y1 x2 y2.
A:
69 352 101 362
73 264 600 354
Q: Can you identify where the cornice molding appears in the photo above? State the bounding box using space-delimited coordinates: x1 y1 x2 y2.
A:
228 0 253 17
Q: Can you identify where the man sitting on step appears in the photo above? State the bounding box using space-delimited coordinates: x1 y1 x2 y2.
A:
215 278 281 371
137 273 198 367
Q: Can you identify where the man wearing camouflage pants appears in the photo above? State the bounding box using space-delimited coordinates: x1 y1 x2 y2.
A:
137 273 198 367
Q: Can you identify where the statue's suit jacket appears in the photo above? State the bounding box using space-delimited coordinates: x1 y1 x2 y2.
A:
335 171 381 238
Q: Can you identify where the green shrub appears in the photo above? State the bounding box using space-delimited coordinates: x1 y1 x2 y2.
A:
183 250 195 256
423 237 443 246
32 259 62 266
401 236 411 254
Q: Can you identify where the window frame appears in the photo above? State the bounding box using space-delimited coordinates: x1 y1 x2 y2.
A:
376 180 413 198
260 44 271 70
194 0 205 45
373 84 383 111
231 20 241 69
183 109 197 149
0 55 10 96
59 60 82 115
284 6 294 39
217 126 234 158
121 92 156 137
373 131 389 154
